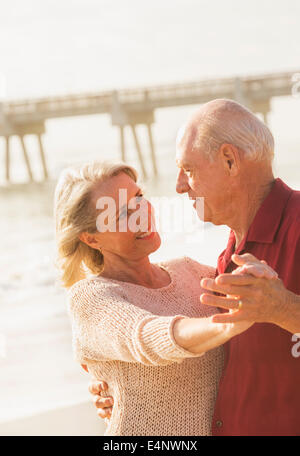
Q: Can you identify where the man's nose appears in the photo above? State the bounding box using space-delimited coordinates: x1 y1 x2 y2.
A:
176 169 190 194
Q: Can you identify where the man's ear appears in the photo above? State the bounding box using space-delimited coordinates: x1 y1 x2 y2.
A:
219 143 240 176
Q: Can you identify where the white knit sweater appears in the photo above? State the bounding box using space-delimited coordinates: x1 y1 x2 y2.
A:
68 256 224 436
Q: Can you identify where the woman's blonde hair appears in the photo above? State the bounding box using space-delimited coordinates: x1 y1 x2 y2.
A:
54 160 138 288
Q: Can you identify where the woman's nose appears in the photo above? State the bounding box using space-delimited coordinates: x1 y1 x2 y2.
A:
176 169 190 194
140 199 154 232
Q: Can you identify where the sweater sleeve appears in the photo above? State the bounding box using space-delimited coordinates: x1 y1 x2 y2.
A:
68 279 202 366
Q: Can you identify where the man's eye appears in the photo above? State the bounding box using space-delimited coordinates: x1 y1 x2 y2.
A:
184 170 192 177
135 193 145 204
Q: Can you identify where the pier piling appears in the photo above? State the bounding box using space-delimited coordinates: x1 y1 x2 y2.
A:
119 126 126 162
130 124 147 179
37 134 48 180
146 123 158 176
5 136 10 182
19 135 33 182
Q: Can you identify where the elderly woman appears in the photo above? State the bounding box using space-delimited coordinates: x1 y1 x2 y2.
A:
54 160 266 436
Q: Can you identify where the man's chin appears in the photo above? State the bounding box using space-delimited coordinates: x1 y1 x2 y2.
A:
193 207 209 223
193 200 208 222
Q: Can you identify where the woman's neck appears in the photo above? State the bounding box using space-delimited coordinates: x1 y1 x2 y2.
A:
99 255 170 288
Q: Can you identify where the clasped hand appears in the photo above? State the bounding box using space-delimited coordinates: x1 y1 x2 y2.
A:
200 253 285 325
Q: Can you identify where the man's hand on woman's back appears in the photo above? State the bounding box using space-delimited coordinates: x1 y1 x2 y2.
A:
88 379 114 419
80 365 114 419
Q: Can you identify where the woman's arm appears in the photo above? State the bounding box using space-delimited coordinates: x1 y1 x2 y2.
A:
69 278 252 367
173 315 252 354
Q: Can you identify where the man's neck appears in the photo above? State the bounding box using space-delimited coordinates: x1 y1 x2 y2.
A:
230 177 275 249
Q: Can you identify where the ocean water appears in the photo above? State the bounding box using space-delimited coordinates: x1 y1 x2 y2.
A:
0 0 300 423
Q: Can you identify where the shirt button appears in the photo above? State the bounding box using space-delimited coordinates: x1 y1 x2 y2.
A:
216 420 223 428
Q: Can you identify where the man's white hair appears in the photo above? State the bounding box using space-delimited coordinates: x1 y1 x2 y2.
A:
186 99 274 162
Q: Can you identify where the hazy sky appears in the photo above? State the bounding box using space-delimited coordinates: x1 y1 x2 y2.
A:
0 0 299 98
0 0 299 184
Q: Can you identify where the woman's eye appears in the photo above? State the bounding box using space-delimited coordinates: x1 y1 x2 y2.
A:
119 193 145 220
119 210 127 220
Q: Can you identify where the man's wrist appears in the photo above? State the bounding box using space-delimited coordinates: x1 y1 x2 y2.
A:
271 288 300 332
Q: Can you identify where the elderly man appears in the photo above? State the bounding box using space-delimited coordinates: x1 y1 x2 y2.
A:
88 99 300 435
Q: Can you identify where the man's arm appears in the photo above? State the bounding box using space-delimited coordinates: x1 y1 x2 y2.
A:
80 365 113 420
88 379 114 419
278 291 300 334
200 254 300 334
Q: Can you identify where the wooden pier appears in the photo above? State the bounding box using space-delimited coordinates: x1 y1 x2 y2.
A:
0 70 298 181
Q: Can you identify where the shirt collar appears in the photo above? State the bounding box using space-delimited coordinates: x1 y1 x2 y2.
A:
246 178 292 244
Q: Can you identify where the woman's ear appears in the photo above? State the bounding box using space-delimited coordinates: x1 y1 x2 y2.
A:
78 232 87 243
79 232 99 248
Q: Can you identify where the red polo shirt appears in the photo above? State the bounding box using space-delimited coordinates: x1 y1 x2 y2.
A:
212 178 300 436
